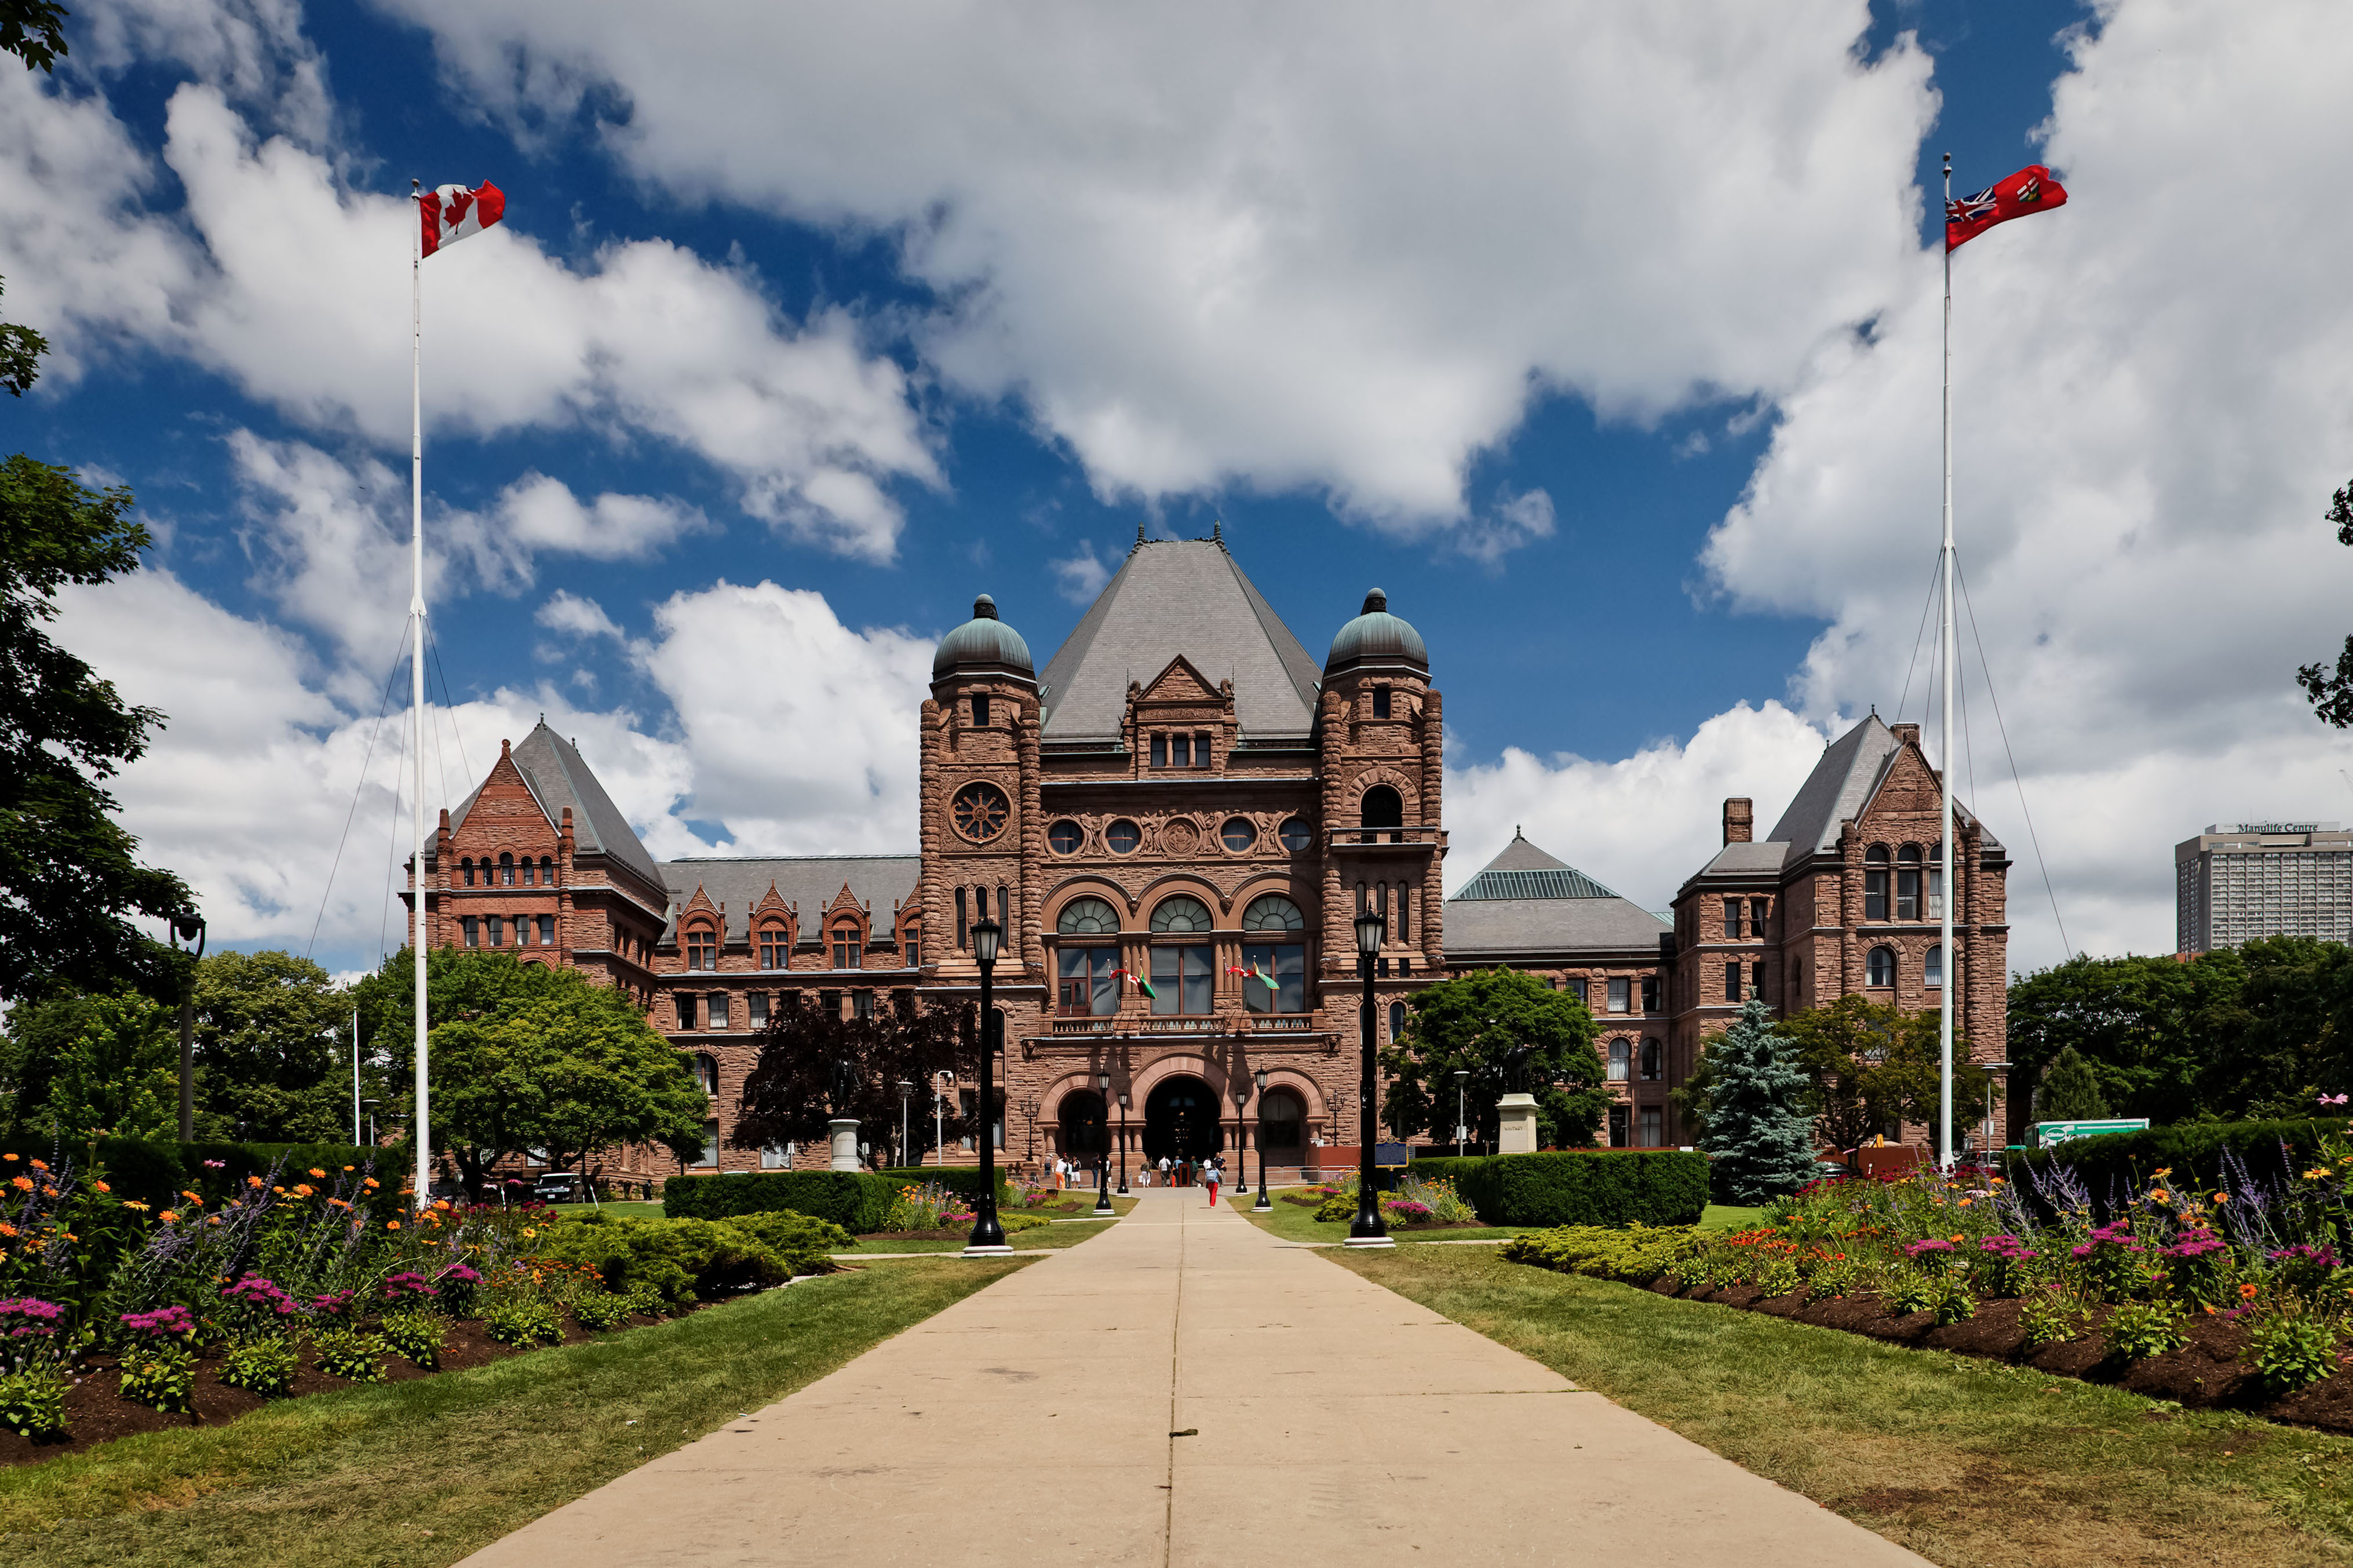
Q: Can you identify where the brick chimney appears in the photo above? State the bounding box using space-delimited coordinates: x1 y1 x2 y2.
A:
1892 722 1920 747
1722 797 1753 845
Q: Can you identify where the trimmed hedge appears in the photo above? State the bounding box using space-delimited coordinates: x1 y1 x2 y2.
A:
661 1170 900 1232
1500 1223 1708 1280
1451 1150 1711 1228
2001 1117 2336 1220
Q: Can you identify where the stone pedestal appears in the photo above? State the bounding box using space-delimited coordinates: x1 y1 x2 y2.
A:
1495 1092 1540 1155
829 1118 861 1172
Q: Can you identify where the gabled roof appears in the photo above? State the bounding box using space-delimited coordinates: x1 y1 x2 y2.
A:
452 720 664 892
1038 537 1322 741
655 855 921 945
1764 714 1899 865
1443 831 1669 955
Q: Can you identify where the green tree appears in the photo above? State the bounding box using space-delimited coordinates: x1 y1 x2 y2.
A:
0 2 69 76
2005 951 2243 1124
1698 998 1819 1204
189 949 355 1142
1379 968 1608 1151
2297 478 2353 728
732 995 983 1167
418 955 703 1194
2 989 176 1141
2036 1044 2112 1121
1768 995 1987 1154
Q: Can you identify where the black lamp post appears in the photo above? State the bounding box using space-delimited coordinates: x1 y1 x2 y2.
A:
898 1078 913 1168
1094 1070 1116 1215
1117 1090 1130 1194
170 913 206 1142
1453 1068 1469 1158
1347 910 1392 1247
965 918 1010 1253
1252 1068 1272 1211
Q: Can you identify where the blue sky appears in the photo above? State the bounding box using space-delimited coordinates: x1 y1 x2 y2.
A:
13 1 2352 976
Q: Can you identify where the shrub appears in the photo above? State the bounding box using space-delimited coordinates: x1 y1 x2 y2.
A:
1928 1275 1979 1326
1805 1258 1859 1302
1500 1223 1703 1282
571 1291 634 1332
484 1300 563 1348
535 1216 794 1307
2002 1118 2336 1223
1454 1150 1709 1228
1751 1253 1801 1297
2102 1300 2188 1362
1314 1193 1356 1222
714 1210 854 1274
433 1263 483 1318
1884 1269 1937 1317
218 1336 300 1397
0 1364 69 1438
2247 1310 2339 1393
2020 1286 2081 1349
313 1329 390 1383
661 1171 904 1231
220 1274 301 1336
119 1344 197 1412
380 1310 447 1370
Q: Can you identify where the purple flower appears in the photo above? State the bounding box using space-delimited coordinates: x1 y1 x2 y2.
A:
435 1263 483 1287
2319 1094 2349 1108
223 1273 298 1317
118 1305 196 1339
0 1298 65 1340
201 1158 228 1169
2164 1229 2227 1259
1903 1239 1956 1258
381 1270 440 1302
2270 1243 2343 1269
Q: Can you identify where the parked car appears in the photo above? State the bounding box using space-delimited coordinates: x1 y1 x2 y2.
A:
532 1172 583 1204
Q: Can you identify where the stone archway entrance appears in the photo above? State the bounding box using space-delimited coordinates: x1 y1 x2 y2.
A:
1143 1074 1223 1163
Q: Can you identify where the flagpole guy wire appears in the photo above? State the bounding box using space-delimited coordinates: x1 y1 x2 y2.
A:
410 176 432 1215
1938 151 1958 1174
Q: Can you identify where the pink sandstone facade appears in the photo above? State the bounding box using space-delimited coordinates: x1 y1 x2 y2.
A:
404 533 2009 1187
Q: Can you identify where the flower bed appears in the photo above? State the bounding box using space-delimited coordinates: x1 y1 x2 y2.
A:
1500 1114 2353 1434
0 1146 843 1457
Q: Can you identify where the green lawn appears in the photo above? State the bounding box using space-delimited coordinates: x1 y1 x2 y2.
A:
1333 1244 2353 1568
0 1259 1024 1568
548 1200 665 1220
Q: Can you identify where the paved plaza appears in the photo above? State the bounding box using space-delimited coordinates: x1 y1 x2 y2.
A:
458 1190 1928 1566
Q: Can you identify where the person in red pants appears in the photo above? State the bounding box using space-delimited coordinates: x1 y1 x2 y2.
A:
1205 1155 1221 1207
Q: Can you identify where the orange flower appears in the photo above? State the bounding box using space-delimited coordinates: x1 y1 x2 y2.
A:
363 1178 380 1190
308 1167 327 1179
1 1153 14 1161
342 1165 355 1172
94 1180 111 1193
2241 1282 2260 1299
434 1200 451 1211
29 1160 46 1172
2152 1167 2173 1179
159 1210 179 1224
181 1190 201 1203
293 1184 315 1198
248 1176 265 1188
1949 1233 1964 1244
207 1215 223 1226
272 1186 287 1195
2151 1189 2171 1204
0 1223 16 1238
8 1176 28 1192
386 1219 401 1230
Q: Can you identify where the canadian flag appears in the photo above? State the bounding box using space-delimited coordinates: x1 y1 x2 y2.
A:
418 181 505 258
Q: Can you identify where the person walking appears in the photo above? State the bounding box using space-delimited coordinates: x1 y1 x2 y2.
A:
1204 1154 1221 1208
1158 1155 1171 1189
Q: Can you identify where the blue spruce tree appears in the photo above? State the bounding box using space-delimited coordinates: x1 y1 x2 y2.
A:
1699 997 1820 1205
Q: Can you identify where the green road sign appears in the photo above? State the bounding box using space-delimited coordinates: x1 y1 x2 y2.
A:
2033 1117 2150 1147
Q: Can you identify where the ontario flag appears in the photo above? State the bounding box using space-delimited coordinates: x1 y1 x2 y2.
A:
418 181 505 258
1945 164 2066 252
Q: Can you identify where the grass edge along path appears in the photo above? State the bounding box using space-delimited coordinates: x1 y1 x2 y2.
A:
1333 1245 2353 1568
0 1258 1029 1568
1240 1194 1761 1248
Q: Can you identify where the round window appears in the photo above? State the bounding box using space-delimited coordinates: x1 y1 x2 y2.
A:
952 782 1011 842
1057 897 1120 935
1048 819 1084 854
1150 896 1214 933
1242 895 1304 931
1106 819 1141 854
1220 817 1257 852
1278 817 1314 852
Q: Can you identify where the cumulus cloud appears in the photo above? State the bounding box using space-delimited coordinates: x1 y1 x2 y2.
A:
1454 488 1557 567
1693 0 2353 966
0 67 940 560
385 0 1935 536
1048 540 1112 604
535 589 625 642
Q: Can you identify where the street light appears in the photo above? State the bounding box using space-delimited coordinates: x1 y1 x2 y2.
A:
1094 1070 1116 1215
170 913 206 1142
1453 1068 1469 1158
898 1079 913 1169
965 918 1009 1253
932 1070 955 1167
1252 1067 1272 1212
1117 1089 1131 1195
1232 1069 1252 1195
1347 910 1392 1247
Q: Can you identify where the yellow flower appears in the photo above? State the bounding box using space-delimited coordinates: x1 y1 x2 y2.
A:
2305 1168 2330 1181
2151 1167 2172 1179
521 1227 537 1239
2151 1189 2170 1204
122 1198 149 1211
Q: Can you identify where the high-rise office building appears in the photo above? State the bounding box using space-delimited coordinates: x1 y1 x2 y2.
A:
2175 822 2353 953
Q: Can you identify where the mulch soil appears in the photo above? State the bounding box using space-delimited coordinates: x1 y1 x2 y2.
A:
1641 1275 2353 1434
0 1307 687 1471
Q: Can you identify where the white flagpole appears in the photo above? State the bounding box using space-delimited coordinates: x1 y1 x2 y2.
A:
353 1003 362 1146
411 178 432 1212
1938 153 1958 1171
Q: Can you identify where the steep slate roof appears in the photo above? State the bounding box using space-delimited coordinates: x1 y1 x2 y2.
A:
1444 832 1670 955
452 720 665 891
655 855 921 945
1038 538 1323 741
1756 714 2003 871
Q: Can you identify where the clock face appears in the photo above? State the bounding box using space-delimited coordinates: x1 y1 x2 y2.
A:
952 781 1012 843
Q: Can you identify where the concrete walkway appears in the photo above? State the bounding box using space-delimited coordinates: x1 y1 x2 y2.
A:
459 1189 1927 1567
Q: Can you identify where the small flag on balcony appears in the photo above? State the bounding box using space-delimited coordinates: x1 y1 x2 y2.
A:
1112 967 1155 1000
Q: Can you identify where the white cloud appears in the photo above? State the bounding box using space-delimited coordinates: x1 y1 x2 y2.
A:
1698 0 2353 967
0 67 940 560
386 0 1936 538
535 589 624 642
1048 540 1112 604
1455 488 1556 567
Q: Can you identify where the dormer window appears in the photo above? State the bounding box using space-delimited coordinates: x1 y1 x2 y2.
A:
686 926 716 971
833 923 862 970
759 923 789 970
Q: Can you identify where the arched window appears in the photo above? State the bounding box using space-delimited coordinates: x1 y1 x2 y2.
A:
1928 842 1945 918
1866 945 1896 987
1149 896 1214 1015
1242 895 1303 931
1059 1089 1108 1156
1258 1088 1305 1150
691 1052 718 1095
1359 784 1403 843
1896 845 1922 920
521 857 536 887
899 922 922 970
540 855 555 886
1056 897 1119 1017
1640 1040 1662 1081
499 852 516 887
685 924 715 972
1925 944 1944 989
1863 845 1888 920
461 857 475 887
1057 897 1120 934
832 922 863 971
1148 896 1214 933
1388 1001 1407 1041
1607 1040 1630 1081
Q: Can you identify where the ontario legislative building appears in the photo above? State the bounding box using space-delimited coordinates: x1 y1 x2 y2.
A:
406 532 2010 1186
